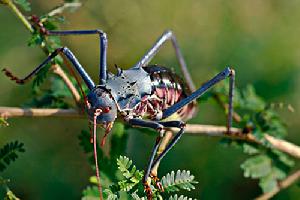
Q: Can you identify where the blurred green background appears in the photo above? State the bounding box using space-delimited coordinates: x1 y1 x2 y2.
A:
1 0 300 199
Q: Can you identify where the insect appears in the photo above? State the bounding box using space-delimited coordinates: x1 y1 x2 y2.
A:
3 24 235 199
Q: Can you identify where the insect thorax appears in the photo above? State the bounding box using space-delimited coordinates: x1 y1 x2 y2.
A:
104 67 152 112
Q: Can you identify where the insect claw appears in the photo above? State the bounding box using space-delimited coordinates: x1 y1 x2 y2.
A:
2 68 26 84
144 181 153 200
156 181 164 192
150 173 164 192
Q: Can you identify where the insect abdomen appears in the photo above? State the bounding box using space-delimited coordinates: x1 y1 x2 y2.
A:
134 65 196 120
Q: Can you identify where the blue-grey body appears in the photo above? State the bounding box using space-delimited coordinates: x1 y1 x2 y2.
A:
105 67 152 111
87 67 153 123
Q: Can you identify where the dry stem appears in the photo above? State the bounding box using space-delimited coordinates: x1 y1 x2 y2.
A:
255 169 300 200
51 64 81 104
47 2 82 17
0 107 81 118
1 107 300 159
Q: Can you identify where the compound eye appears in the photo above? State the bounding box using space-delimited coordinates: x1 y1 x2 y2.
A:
103 106 111 113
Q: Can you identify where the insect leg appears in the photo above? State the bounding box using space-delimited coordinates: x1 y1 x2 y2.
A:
128 119 186 198
127 119 164 180
3 47 95 90
135 30 195 92
162 67 235 132
48 30 108 84
127 118 164 198
149 67 235 173
149 68 235 180
150 121 185 171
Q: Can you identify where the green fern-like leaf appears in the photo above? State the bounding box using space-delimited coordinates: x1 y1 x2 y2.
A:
31 64 51 88
241 155 272 179
4 190 20 200
240 150 293 193
161 170 198 193
118 180 137 192
168 194 195 200
103 189 118 200
117 156 143 184
0 141 25 172
131 190 146 200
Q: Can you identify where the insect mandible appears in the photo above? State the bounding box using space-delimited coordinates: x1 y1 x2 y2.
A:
3 20 235 200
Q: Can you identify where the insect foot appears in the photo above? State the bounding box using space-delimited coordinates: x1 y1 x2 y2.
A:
144 181 153 200
2 68 25 84
150 173 164 192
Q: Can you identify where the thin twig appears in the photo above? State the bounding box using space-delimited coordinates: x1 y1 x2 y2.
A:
255 169 300 200
1 0 33 32
1 107 300 160
183 124 300 159
0 107 81 118
47 2 82 17
264 134 300 159
51 64 81 104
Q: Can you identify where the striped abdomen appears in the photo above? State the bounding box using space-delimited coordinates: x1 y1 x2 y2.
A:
133 65 196 121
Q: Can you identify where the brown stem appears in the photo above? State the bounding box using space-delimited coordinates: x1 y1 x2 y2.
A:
1 0 34 32
0 107 81 118
51 64 81 104
183 124 300 159
255 169 300 200
1 106 300 160
47 2 82 17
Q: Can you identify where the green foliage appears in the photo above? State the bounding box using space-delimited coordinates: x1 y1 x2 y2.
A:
81 156 198 200
13 0 30 11
0 141 25 172
117 156 143 187
168 195 195 200
82 186 100 200
25 77 76 109
4 190 20 200
161 170 198 193
241 155 272 179
0 117 9 127
208 80 294 194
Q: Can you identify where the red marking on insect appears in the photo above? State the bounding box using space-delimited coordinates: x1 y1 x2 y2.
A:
102 106 111 113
